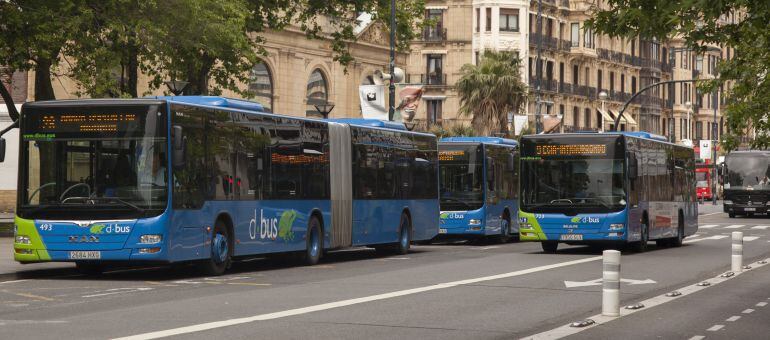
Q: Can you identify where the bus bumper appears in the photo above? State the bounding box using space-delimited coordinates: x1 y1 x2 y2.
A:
724 203 767 214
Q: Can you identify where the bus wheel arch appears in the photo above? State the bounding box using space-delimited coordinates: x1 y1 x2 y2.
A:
634 212 650 253
304 213 323 265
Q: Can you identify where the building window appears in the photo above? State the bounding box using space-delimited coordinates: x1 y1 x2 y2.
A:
609 72 615 94
427 100 442 125
621 74 625 93
597 69 603 92
486 8 491 31
695 54 703 72
695 121 703 140
584 108 591 128
573 106 580 127
475 51 479 65
500 9 519 32
631 76 637 94
570 23 579 47
426 54 443 85
248 60 273 112
425 9 444 40
476 8 480 32
572 65 578 85
583 25 594 48
306 69 329 117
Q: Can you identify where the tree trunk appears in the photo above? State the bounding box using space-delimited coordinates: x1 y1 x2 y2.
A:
185 55 213 95
34 58 56 101
126 44 139 98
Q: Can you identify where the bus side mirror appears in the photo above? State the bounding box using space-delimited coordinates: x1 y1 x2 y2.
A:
172 125 186 169
628 157 638 179
0 138 5 163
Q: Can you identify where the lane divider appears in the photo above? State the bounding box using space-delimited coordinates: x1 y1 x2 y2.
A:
113 256 603 340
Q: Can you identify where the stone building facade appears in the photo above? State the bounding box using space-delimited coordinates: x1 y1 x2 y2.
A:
408 0 734 144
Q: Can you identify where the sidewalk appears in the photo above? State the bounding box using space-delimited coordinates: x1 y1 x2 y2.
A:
698 200 724 215
0 239 74 277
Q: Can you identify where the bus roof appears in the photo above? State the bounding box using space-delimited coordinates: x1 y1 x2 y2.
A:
326 118 408 131
524 131 669 143
440 136 518 146
156 96 265 112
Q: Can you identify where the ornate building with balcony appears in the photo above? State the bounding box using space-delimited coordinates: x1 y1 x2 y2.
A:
408 0 734 144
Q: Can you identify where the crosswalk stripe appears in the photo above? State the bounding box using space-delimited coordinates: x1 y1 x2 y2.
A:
699 224 718 229
684 235 729 244
751 226 770 230
725 225 746 229
744 236 760 241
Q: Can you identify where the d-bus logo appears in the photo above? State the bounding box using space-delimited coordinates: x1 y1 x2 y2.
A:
570 216 600 224
249 209 297 241
440 212 465 220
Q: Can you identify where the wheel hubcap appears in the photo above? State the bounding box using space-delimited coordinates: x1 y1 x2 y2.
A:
212 233 228 264
400 220 408 248
310 228 319 257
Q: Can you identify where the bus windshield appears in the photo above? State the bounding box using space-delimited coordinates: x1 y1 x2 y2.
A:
18 103 167 220
725 153 770 190
439 144 484 211
695 171 709 188
520 136 626 213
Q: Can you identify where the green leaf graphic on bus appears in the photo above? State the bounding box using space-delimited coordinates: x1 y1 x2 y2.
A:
278 210 297 241
570 217 581 223
90 224 106 234
440 212 449 219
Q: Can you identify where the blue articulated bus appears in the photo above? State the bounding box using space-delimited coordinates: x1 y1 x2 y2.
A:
519 132 697 253
437 137 519 242
10 96 439 275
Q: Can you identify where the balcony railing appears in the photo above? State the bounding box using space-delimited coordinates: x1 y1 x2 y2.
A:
413 73 446 86
422 27 447 42
529 78 558 92
528 33 560 51
563 125 600 133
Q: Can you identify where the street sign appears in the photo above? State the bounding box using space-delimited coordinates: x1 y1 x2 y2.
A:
700 140 712 159
564 278 657 288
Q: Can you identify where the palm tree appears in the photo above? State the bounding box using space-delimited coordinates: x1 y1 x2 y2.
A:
456 50 527 136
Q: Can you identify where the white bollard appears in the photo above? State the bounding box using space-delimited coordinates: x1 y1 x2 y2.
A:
732 231 743 272
602 250 621 317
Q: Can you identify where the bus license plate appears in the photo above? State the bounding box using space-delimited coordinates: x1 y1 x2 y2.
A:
438 228 448 234
745 208 756 212
560 234 583 241
69 251 101 260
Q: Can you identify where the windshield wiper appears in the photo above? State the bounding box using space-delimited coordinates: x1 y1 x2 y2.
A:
61 197 145 213
440 197 472 209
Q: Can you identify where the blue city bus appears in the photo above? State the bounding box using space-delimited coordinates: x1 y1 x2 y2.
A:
437 137 519 242
519 132 697 253
8 96 439 274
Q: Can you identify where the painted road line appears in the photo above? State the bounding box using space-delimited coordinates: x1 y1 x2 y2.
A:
742 309 754 314
688 336 705 340
0 280 29 285
522 257 770 340
83 288 152 298
757 302 768 307
700 212 722 217
744 236 760 242
707 325 724 331
684 235 729 244
751 226 770 230
479 246 500 250
113 256 603 340
726 316 741 322
725 225 745 229
1 291 55 302
699 224 718 229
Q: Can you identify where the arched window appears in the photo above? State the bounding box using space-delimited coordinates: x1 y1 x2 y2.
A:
249 61 273 112
306 69 329 117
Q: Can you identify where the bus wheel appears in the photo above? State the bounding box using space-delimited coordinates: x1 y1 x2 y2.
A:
200 220 231 276
395 213 412 255
304 216 323 265
670 214 685 247
76 262 104 275
498 215 512 244
541 241 558 253
728 212 736 218
633 217 649 253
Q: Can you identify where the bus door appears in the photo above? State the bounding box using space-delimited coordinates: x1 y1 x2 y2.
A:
626 146 643 239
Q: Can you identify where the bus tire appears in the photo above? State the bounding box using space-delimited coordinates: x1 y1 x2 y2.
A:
498 213 512 244
541 241 558 253
633 215 649 253
395 213 412 255
670 213 685 247
728 212 735 218
304 216 323 266
75 262 104 275
200 219 232 276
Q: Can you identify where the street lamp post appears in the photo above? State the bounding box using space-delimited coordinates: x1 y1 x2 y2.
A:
599 90 609 132
534 0 543 134
712 89 718 205
685 101 692 141
165 80 189 96
388 0 396 121
314 102 335 119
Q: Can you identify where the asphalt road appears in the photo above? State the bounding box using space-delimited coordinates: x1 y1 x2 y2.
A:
1 208 769 339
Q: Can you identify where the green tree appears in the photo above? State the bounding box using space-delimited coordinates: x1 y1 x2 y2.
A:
455 50 527 136
587 1 770 150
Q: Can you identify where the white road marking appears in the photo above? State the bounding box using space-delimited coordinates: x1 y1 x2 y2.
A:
725 225 745 229
0 319 68 326
83 287 152 298
707 325 724 331
726 315 741 322
699 224 718 229
751 225 770 230
684 235 729 244
701 212 722 217
744 236 760 242
0 280 28 285
564 278 656 288
479 246 500 250
756 302 768 307
742 309 754 314
112 256 602 340
688 336 705 340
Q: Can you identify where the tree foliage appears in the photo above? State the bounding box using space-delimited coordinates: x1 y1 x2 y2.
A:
456 50 527 136
587 0 770 150
0 0 427 101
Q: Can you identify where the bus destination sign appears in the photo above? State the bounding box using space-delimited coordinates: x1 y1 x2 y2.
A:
38 113 139 133
439 150 466 161
535 144 608 157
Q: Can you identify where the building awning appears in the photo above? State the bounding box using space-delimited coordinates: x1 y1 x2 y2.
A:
425 5 448 10
420 50 447 55
597 108 614 123
608 109 638 125
422 96 447 100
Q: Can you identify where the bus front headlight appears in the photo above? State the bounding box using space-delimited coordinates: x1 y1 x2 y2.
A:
724 200 733 205
139 234 162 244
468 219 482 226
14 235 31 244
609 224 625 231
